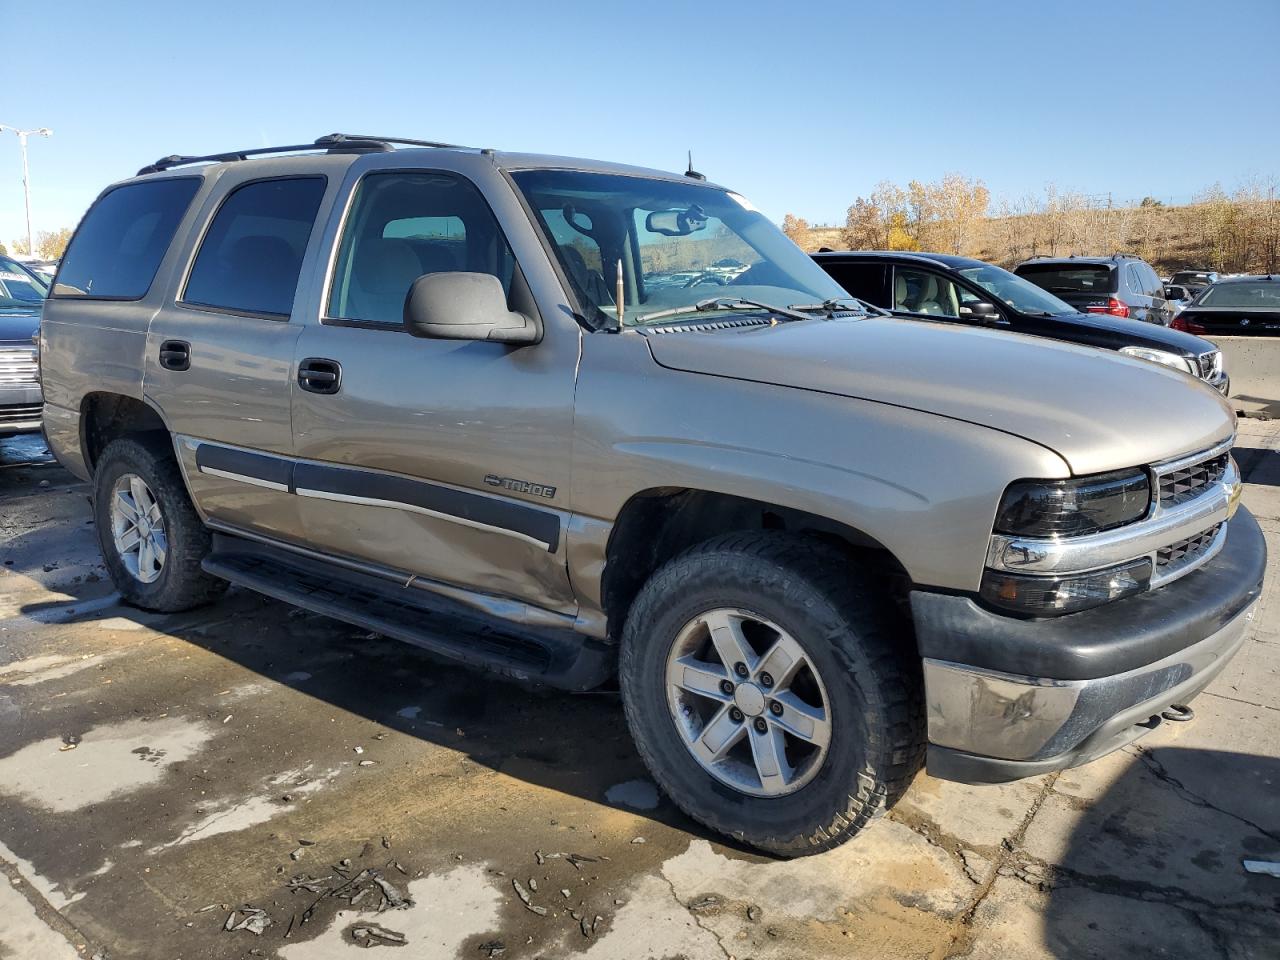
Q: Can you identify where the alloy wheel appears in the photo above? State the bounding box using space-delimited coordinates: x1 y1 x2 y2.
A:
665 608 832 797
109 473 167 584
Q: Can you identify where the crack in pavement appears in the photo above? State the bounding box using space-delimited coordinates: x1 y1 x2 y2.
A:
1202 689 1280 713
0 853 96 957
937 771 1062 959
657 871 733 960
1130 745 1280 845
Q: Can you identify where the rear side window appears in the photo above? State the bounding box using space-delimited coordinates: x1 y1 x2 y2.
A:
53 178 200 299
1015 264 1116 294
184 177 326 318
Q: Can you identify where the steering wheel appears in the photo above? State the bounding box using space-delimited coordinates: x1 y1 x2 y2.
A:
684 274 727 289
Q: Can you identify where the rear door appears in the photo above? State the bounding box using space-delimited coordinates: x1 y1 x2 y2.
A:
145 173 330 544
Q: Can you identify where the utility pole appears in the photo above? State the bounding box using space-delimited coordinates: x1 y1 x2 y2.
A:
0 125 53 257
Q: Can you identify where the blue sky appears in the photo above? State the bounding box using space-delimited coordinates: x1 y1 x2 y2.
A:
2 0 1277 244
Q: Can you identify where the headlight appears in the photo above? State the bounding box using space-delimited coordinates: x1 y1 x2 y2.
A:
1119 345 1196 374
994 468 1151 538
981 558 1152 616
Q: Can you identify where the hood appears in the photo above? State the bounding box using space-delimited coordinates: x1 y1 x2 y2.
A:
643 317 1234 475
1043 310 1214 355
0 306 40 344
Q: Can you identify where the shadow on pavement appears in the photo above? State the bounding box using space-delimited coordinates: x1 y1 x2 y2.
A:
1042 747 1280 958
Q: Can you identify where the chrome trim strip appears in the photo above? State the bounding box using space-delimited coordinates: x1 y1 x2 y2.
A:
294 486 552 551
1151 436 1234 482
198 465 290 492
1150 521 1228 588
987 457 1236 575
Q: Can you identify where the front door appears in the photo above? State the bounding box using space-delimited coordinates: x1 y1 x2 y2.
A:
289 169 578 613
145 175 329 544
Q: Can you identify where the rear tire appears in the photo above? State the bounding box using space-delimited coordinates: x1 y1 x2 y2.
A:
619 532 925 856
93 435 227 612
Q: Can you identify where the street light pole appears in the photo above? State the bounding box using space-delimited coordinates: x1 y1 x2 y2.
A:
0 125 53 257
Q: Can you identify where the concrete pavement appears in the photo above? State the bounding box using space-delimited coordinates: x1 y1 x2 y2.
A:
1 425 1277 960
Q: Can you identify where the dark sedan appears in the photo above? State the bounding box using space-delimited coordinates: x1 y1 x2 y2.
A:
813 250 1228 393
1174 275 1280 337
0 255 47 437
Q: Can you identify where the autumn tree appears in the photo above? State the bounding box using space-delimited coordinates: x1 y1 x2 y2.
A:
781 213 811 248
933 173 990 255
36 227 73 260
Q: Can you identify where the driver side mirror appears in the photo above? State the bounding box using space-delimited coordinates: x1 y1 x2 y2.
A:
958 300 1001 323
1164 284 1188 301
404 273 539 344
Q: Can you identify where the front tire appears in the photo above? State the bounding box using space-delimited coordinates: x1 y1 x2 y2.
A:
93 435 226 612
619 532 925 856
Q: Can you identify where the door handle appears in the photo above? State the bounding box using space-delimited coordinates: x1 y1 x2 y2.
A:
159 340 190 371
298 357 342 395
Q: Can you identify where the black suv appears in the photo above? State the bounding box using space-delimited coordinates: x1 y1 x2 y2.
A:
813 250 1227 392
1169 269 1221 299
1013 254 1175 325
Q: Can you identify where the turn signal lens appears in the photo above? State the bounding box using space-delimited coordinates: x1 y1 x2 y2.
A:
995 469 1151 538
981 559 1152 616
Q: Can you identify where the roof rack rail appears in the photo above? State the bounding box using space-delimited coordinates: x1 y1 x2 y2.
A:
136 132 468 176
317 132 468 150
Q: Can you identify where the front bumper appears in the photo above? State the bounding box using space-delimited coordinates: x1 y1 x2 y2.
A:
0 382 42 435
914 506 1266 784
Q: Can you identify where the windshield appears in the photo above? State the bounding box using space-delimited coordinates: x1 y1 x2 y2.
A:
1172 271 1212 285
0 256 49 307
1015 263 1116 295
1196 281 1280 308
954 262 1076 315
510 170 847 327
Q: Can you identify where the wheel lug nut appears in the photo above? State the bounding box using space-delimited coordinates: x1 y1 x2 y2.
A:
753 717 768 733
769 700 783 716
734 662 749 678
729 707 744 723
759 672 774 688
720 679 735 695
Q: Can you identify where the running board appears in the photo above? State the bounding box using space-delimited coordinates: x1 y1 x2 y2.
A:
202 535 612 691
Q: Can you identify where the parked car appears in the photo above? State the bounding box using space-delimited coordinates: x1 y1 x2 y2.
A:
1173 275 1280 336
1014 254 1176 325
0 254 47 437
1169 269 1220 299
813 251 1228 392
40 133 1264 856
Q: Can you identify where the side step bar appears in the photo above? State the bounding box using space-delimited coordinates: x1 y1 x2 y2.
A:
202 535 613 691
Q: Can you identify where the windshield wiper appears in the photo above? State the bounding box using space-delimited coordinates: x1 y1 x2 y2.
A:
789 296 890 318
636 297 814 325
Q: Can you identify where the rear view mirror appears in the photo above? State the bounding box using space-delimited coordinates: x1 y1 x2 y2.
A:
1164 284 1188 301
404 272 539 344
645 205 708 237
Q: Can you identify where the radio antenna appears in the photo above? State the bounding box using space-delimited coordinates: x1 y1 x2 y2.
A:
615 259 625 331
685 150 706 181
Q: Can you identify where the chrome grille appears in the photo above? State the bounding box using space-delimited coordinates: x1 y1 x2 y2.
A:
1159 453 1228 507
0 347 39 384
1197 351 1223 380
1157 523 1223 569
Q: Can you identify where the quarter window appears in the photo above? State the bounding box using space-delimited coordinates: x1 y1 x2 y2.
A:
328 172 515 326
184 177 326 318
54 178 201 300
